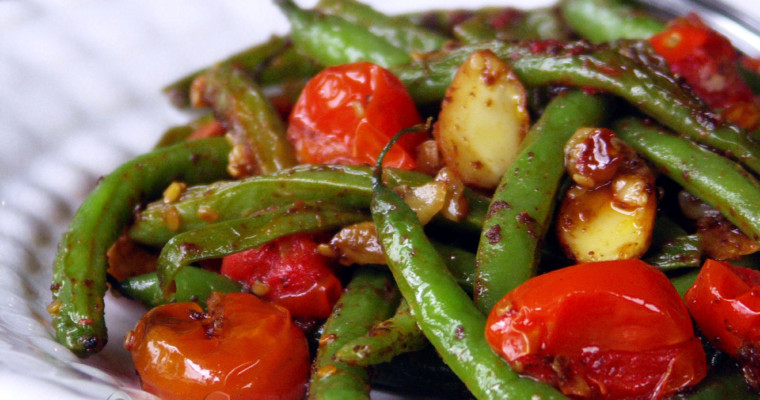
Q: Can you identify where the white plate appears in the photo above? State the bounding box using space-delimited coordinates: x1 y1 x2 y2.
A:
1 1 760 399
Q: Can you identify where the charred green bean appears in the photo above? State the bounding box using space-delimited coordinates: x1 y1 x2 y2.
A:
316 0 447 53
308 267 399 400
275 0 411 68
334 299 426 366
117 266 242 309
157 204 367 295
128 164 488 246
163 36 289 108
614 117 760 242
371 161 566 399
50 137 230 356
193 64 297 177
475 91 608 313
560 0 664 43
392 40 760 175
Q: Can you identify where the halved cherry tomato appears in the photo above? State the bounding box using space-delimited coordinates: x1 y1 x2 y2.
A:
220 233 343 319
486 260 706 399
125 292 310 400
287 62 427 170
649 14 759 129
685 259 760 388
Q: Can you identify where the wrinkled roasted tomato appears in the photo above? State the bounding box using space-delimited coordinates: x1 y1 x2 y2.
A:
685 259 760 389
287 61 427 170
221 233 343 319
649 14 760 130
126 292 310 400
486 260 706 399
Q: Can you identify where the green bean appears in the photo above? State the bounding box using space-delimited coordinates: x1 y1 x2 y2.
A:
614 117 760 242
670 270 699 298
392 40 760 175
399 8 476 37
566 5 760 142
560 0 664 43
194 64 296 177
453 7 570 43
128 164 488 246
50 137 231 357
275 0 411 68
308 267 399 400
316 0 447 53
334 299 426 367
116 266 241 309
645 234 703 270
517 7 571 40
649 215 689 246
371 165 566 399
157 203 367 295
390 39 560 102
256 46 323 87
163 36 289 109
475 91 608 314
432 241 475 293
669 366 756 399
403 6 561 38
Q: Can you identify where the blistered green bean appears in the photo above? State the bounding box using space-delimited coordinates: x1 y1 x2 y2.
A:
392 40 760 175
316 0 447 53
193 64 297 177
117 266 241 309
276 0 411 68
163 36 289 108
308 267 399 400
614 117 760 242
128 164 488 246
453 7 569 42
334 299 426 366
157 204 367 295
371 162 566 399
560 0 664 43
645 234 703 270
475 91 608 314
50 137 230 357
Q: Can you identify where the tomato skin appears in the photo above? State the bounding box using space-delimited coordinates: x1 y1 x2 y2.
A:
287 62 427 170
126 292 310 400
685 259 760 387
221 233 343 319
486 260 706 399
649 14 759 129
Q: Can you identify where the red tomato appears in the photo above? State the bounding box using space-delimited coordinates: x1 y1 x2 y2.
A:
186 119 225 141
125 292 310 400
486 260 707 399
685 259 760 388
221 233 343 319
287 62 427 170
649 14 760 129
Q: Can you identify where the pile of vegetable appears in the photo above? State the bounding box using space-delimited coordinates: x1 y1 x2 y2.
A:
47 0 760 398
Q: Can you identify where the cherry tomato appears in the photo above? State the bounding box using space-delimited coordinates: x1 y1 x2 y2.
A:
486 260 706 399
685 259 760 388
186 119 225 141
221 233 343 319
125 292 310 400
287 62 427 170
649 14 759 129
